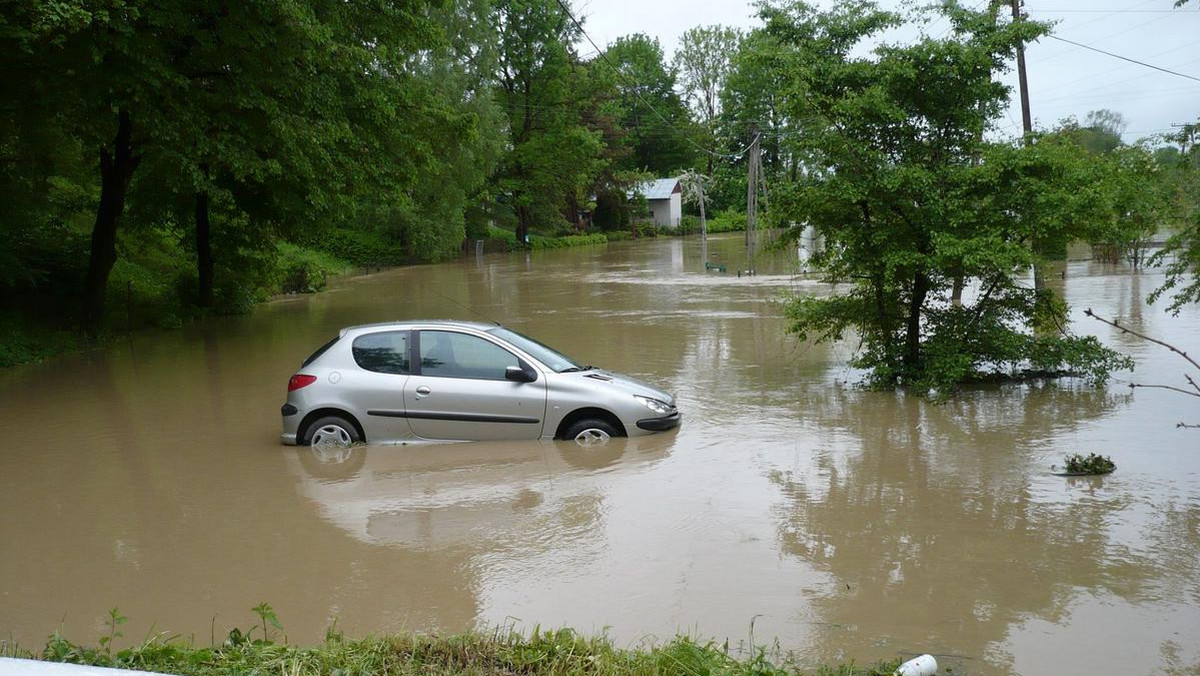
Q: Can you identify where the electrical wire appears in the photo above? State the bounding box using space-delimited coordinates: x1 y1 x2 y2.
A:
1039 0 1165 35
1030 42 1200 104
1046 34 1200 83
1029 8 1181 12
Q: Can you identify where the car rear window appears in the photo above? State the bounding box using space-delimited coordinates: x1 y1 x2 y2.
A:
352 331 410 375
302 336 340 367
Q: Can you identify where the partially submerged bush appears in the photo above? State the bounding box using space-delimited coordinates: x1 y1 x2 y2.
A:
1061 452 1116 475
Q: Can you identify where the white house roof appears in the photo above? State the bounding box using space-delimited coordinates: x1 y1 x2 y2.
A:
634 177 681 201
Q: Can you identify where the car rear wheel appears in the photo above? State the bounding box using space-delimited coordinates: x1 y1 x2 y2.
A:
564 418 619 447
305 415 361 448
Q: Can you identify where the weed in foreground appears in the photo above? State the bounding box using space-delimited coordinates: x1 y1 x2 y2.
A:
6 607 901 676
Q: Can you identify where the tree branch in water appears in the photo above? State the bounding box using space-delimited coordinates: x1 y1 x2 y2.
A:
1085 308 1199 428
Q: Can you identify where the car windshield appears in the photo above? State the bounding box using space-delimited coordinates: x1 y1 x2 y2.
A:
487 326 589 373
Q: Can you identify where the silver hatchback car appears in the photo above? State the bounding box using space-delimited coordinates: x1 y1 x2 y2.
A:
281 320 680 446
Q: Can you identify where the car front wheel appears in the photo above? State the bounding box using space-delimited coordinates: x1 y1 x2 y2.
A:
563 418 619 447
305 415 361 448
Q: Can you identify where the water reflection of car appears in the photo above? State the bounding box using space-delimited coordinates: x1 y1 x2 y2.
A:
287 436 674 549
281 320 680 446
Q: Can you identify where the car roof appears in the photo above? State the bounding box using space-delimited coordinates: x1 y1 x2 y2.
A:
338 319 499 338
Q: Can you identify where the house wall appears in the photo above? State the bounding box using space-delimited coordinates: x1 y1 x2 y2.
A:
650 193 682 227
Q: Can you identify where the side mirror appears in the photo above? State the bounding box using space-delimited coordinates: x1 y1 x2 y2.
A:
505 365 537 383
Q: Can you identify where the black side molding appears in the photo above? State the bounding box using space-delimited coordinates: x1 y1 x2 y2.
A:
367 410 540 425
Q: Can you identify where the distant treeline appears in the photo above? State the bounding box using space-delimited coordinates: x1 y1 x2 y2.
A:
2 0 1197 383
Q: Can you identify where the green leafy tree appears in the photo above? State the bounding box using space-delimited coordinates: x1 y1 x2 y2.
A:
3 0 458 329
1150 118 1200 314
674 26 741 142
673 26 742 192
716 26 805 218
1105 144 1176 267
600 34 697 176
490 0 604 240
765 1 1131 392
335 0 506 262
1055 109 1127 156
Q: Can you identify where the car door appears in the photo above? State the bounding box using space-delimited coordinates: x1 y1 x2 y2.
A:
338 330 414 443
406 330 547 440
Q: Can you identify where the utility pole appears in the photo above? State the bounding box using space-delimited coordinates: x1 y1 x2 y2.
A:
745 131 760 248
1011 0 1032 142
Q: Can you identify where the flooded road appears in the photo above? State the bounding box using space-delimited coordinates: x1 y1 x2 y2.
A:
1 234 1198 675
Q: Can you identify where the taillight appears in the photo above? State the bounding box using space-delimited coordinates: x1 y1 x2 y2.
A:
288 374 318 391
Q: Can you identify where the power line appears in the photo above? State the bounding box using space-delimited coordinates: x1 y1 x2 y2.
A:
1030 41 1200 103
1059 9 1179 44
1029 8 1183 13
1046 34 1200 83
550 0 755 160
1041 0 1164 36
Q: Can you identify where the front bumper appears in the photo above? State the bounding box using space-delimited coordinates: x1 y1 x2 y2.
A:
636 411 681 432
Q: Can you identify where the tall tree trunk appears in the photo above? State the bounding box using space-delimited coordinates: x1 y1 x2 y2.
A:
564 192 580 230
515 204 530 245
195 189 214 307
903 271 930 370
83 110 139 335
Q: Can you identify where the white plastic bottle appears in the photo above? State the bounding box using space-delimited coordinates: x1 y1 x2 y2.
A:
896 654 938 676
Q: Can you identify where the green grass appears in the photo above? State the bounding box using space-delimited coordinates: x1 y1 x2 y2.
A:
3 614 900 676
530 233 608 249
481 226 610 251
274 242 353 294
0 316 93 368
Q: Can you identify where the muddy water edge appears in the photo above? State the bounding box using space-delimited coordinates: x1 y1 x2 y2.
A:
1 233 1197 675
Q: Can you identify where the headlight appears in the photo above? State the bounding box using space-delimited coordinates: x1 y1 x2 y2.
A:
634 395 672 415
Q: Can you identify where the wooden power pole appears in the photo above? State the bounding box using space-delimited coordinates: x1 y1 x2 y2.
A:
745 132 760 248
1011 0 1032 141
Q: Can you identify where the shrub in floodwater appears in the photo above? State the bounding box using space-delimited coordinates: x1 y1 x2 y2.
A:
1062 452 1116 475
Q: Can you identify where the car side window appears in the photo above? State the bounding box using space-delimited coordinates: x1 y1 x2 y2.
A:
352 331 410 375
419 330 519 380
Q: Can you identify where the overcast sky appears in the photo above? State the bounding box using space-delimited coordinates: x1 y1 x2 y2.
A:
573 0 1199 145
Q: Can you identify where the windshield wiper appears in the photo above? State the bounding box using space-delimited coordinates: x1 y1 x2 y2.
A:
560 364 594 373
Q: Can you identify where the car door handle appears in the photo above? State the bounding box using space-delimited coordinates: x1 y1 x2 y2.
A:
415 385 432 396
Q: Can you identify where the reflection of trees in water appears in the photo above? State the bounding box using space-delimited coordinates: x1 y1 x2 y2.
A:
1139 502 1200 606
767 384 1198 671
1160 639 1200 676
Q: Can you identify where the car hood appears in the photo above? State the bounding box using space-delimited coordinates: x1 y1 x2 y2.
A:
572 369 676 406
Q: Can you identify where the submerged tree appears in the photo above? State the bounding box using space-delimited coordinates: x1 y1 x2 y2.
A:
1149 117 1200 315
1087 309 1199 428
764 1 1131 392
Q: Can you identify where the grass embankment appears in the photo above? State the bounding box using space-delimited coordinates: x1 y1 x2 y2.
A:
4 624 898 676
0 241 353 368
1 217 745 368
480 208 751 250
481 226 609 250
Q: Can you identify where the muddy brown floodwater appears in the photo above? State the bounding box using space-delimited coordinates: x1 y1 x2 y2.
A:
1 233 1198 675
